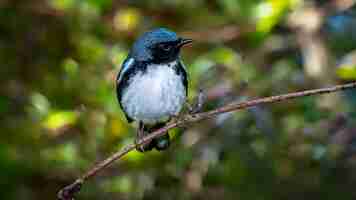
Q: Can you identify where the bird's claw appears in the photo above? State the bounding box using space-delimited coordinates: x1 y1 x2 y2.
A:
187 88 206 114
135 122 154 152
135 137 155 152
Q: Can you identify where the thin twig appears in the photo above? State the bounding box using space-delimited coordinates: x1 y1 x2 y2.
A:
57 81 356 200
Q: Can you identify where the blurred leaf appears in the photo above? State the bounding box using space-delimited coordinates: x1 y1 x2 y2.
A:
190 57 215 80
42 110 78 131
87 0 112 12
210 47 241 68
110 46 129 67
254 0 292 34
102 176 133 194
219 0 259 20
175 149 193 169
76 35 106 64
313 144 327 160
113 8 142 32
0 96 10 114
336 50 356 80
336 64 356 80
123 146 146 162
49 0 77 11
108 117 130 138
41 142 82 169
28 92 51 119
62 58 79 77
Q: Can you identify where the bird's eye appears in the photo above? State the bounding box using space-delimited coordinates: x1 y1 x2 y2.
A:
159 44 172 51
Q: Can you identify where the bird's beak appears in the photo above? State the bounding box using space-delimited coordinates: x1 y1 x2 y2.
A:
178 38 193 47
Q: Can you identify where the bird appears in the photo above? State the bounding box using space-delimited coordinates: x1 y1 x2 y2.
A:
116 28 192 152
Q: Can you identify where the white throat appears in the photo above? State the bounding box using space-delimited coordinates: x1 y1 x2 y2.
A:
121 60 186 124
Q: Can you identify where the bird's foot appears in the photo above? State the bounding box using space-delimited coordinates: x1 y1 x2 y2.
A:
135 138 154 152
188 88 206 114
135 122 154 152
171 89 206 128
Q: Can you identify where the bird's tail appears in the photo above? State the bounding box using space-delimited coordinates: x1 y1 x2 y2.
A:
144 123 170 151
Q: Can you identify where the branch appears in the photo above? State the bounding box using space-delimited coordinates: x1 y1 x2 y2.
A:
57 81 356 200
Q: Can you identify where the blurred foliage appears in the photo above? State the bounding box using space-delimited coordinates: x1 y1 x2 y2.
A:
1 0 356 200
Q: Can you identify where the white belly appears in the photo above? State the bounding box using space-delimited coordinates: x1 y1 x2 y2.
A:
121 62 186 124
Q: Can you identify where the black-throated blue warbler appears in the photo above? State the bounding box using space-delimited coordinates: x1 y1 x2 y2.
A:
116 28 192 152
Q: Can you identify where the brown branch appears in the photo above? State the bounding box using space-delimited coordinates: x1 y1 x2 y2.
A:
57 81 356 200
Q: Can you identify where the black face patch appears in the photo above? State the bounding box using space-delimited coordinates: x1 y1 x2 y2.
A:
151 41 181 63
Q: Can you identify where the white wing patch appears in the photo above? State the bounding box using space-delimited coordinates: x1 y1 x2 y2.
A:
117 58 135 83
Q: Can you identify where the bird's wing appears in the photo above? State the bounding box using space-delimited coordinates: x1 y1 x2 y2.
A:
117 57 135 84
116 57 136 123
178 61 188 96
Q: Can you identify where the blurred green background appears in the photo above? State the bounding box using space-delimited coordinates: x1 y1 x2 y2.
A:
2 0 356 199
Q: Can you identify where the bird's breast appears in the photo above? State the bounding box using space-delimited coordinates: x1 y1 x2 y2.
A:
121 61 186 124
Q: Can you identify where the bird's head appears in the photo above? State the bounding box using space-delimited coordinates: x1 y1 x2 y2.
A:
130 28 192 63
